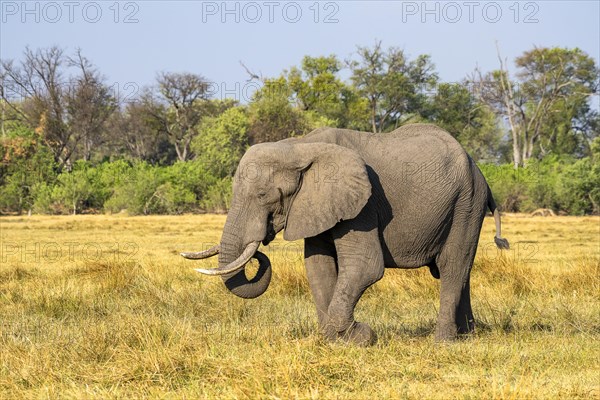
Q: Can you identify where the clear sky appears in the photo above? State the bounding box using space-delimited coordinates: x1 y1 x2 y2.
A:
2 1 599 102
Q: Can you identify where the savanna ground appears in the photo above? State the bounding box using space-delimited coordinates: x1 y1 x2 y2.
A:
0 214 598 399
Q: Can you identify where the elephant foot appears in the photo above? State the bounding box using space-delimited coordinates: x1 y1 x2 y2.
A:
323 322 377 346
434 323 458 342
341 322 377 346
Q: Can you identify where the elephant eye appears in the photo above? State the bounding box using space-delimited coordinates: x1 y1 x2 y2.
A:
257 191 267 199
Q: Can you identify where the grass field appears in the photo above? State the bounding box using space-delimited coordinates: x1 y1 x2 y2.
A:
0 214 598 399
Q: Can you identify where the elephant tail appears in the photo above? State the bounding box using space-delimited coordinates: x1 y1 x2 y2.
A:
487 184 510 250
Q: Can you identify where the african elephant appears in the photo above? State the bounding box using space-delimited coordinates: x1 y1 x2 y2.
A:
182 124 509 345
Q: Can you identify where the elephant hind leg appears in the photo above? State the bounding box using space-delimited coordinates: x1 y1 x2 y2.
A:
456 278 474 335
434 232 480 341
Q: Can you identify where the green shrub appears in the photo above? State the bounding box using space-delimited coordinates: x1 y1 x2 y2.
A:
479 156 599 215
154 182 197 214
192 107 249 179
0 132 57 214
164 160 217 202
200 177 233 213
49 162 103 214
557 158 600 215
479 163 529 212
104 161 165 215
2 135 596 215
31 182 54 214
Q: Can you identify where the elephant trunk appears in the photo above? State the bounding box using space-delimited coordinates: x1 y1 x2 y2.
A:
221 251 272 299
216 204 272 299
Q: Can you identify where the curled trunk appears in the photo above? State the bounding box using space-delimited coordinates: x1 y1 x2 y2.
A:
221 251 272 299
217 205 272 299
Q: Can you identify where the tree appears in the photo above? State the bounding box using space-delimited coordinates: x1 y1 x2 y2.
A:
66 50 117 161
286 55 367 129
348 41 438 133
247 77 313 144
573 107 600 157
539 98 599 158
0 46 116 167
106 99 173 163
149 72 211 161
50 161 97 215
0 124 56 214
471 45 599 167
192 106 249 178
426 82 506 162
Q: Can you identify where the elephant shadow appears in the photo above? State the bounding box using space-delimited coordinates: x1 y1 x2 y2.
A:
373 321 438 343
366 166 396 267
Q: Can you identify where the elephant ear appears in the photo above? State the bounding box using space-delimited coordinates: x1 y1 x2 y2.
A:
283 143 372 241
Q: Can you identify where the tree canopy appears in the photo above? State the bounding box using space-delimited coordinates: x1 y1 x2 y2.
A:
1 43 598 215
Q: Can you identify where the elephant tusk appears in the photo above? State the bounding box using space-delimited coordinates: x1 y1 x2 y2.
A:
180 245 220 259
194 241 260 276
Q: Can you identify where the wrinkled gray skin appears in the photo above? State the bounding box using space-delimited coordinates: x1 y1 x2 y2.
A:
185 124 509 345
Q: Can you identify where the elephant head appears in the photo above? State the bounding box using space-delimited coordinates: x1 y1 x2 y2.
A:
181 140 372 299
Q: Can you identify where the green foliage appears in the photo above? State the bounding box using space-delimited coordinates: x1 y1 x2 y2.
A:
1 122 597 216
0 126 57 214
153 182 197 214
104 162 156 214
349 42 438 132
165 160 217 199
479 163 533 212
475 46 599 165
427 83 505 162
247 77 313 144
93 160 228 215
555 157 600 215
515 47 598 99
1 45 598 215
286 55 366 129
199 177 233 213
39 160 133 215
192 107 250 178
31 182 54 214
480 156 599 215
50 162 101 214
288 55 343 113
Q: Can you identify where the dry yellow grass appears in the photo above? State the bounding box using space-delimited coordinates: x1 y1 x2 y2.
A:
0 214 598 399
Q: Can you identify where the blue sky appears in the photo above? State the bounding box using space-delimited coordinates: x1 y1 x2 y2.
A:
2 1 599 102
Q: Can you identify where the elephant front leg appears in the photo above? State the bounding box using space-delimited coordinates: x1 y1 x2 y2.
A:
304 233 338 337
327 210 384 346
